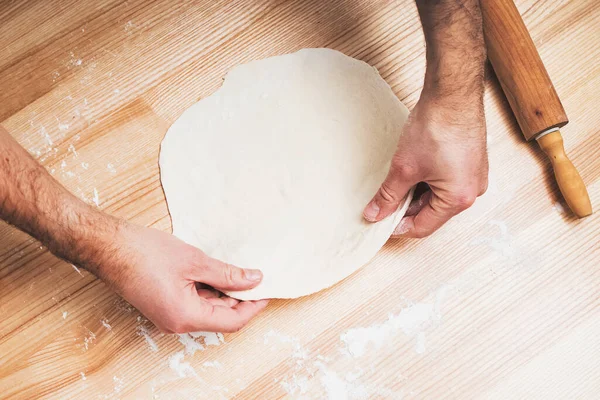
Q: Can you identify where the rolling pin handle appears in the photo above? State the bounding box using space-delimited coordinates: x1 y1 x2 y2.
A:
536 130 592 218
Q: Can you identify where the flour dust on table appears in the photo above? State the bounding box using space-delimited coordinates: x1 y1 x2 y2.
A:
159 48 413 300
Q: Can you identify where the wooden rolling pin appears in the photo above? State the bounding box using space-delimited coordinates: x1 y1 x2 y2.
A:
481 0 592 218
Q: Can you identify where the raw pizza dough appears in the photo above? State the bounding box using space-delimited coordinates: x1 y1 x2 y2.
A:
160 48 413 300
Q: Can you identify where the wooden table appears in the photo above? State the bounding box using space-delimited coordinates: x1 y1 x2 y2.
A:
1 1 599 398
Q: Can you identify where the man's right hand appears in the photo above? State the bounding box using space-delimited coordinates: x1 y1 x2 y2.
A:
91 220 269 333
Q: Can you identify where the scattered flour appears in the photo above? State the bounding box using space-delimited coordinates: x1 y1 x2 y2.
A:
80 372 86 380
189 331 225 347
113 376 124 393
202 360 224 370
340 286 450 357
83 330 96 350
71 264 84 277
68 144 78 157
263 330 308 360
178 334 205 356
470 219 516 258
62 311 68 319
553 201 566 214
92 188 100 206
168 351 197 378
101 319 112 330
137 325 159 352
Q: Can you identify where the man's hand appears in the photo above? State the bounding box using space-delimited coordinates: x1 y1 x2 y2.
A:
94 222 268 333
364 0 488 238
0 125 267 333
363 94 487 238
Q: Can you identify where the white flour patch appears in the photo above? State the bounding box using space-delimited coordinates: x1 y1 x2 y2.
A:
92 188 100 207
178 334 205 356
62 311 68 319
137 325 159 352
263 330 308 360
57 117 70 131
40 126 53 145
113 376 124 393
107 163 117 173
553 201 566 214
83 330 96 350
317 362 352 400
80 372 86 380
341 286 450 357
68 144 78 157
71 264 84 276
202 360 224 370
470 219 516 258
81 162 89 170
280 374 309 396
101 319 112 330
189 331 225 347
168 351 197 378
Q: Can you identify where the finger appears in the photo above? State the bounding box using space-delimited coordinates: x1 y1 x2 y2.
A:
363 162 419 222
206 296 240 308
197 288 220 299
399 190 476 238
391 190 432 236
192 300 270 333
196 257 263 291
405 189 432 217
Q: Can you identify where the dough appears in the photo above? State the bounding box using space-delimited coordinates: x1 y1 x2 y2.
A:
160 48 413 300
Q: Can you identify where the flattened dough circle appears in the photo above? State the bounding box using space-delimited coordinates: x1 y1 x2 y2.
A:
160 48 413 300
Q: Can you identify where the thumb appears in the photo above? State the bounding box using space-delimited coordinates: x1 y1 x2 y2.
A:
363 162 418 222
195 257 263 291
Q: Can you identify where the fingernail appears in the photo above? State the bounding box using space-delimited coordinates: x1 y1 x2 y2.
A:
244 269 263 282
364 201 380 222
393 218 410 235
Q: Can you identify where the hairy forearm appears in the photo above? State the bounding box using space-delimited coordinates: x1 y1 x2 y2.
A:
0 125 119 274
416 0 486 100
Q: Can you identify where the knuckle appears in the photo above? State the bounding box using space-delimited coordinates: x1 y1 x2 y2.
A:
390 159 419 180
378 182 398 203
223 264 238 286
451 190 477 211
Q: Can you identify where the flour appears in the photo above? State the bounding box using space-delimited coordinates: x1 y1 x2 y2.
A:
83 330 96 350
189 331 225 347
470 219 516 258
71 263 84 277
101 319 112 330
168 351 197 378
68 144 78 157
178 334 205 356
92 188 100 207
137 325 159 352
62 311 68 319
263 330 308 360
202 361 224 370
107 163 117 173
341 286 449 357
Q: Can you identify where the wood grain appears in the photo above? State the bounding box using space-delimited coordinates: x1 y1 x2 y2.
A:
1 0 599 398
